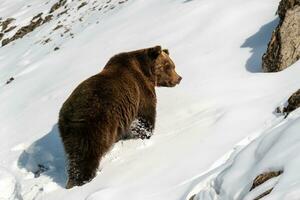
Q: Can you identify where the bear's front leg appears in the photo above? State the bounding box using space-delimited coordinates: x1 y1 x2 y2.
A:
129 117 154 140
135 102 156 139
119 100 156 141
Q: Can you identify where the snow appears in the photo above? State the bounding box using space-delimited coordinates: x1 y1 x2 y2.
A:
190 109 300 200
1 0 300 199
0 168 20 200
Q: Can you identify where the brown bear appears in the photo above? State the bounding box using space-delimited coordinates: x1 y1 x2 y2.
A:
58 46 182 189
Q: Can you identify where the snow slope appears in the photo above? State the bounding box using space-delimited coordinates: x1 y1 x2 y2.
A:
1 0 300 199
188 108 300 200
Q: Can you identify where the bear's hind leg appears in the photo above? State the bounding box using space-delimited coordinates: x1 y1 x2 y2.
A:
66 151 100 189
64 126 117 189
62 131 102 189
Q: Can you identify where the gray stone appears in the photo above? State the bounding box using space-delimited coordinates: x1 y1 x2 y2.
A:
262 2 300 72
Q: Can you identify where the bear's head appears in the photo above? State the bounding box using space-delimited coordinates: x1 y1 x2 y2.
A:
147 46 182 87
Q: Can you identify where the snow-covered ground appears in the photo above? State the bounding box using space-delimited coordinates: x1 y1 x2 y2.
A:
1 0 300 199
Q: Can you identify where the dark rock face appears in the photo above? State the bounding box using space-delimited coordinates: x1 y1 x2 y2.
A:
283 89 300 117
277 0 300 19
261 26 282 72
262 0 300 72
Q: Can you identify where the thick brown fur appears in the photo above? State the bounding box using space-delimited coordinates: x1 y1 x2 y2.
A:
58 46 181 188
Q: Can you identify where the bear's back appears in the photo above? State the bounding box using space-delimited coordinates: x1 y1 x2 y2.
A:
59 70 140 125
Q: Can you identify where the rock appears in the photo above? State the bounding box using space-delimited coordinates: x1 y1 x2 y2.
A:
33 164 49 178
250 171 283 190
53 24 63 31
275 106 283 114
253 189 273 200
250 171 283 200
78 2 88 10
54 47 59 51
0 33 3 41
283 89 300 117
262 1 300 72
43 15 53 24
13 17 43 39
2 38 10 46
32 13 43 21
4 25 16 33
49 0 67 13
277 0 300 20
0 18 15 32
2 14 53 47
43 38 51 44
6 77 14 85
57 9 68 17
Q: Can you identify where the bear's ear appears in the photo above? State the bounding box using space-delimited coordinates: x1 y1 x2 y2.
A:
162 49 169 55
148 45 162 59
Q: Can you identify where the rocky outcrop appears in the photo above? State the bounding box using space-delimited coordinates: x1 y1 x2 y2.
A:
283 89 300 117
262 0 300 72
0 0 130 47
0 18 15 32
4 25 16 33
250 171 283 200
49 0 67 13
2 14 53 47
0 18 15 43
277 0 300 19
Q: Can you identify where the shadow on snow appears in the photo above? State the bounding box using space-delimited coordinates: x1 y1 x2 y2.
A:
18 124 67 187
241 18 279 73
